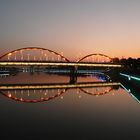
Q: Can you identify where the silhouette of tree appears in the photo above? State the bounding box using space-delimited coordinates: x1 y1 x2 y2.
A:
112 57 120 63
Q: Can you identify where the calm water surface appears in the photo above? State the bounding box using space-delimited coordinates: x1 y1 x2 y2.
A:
0 72 140 140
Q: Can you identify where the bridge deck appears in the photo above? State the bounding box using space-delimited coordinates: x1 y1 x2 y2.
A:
0 61 122 67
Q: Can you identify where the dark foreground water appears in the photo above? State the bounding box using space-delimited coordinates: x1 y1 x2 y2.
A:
0 72 140 140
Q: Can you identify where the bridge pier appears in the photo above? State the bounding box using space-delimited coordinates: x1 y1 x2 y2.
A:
69 66 78 84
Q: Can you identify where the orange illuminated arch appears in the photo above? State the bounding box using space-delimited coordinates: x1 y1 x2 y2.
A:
77 53 112 63
0 47 70 62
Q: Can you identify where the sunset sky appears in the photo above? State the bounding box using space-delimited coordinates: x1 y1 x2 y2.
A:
0 0 140 60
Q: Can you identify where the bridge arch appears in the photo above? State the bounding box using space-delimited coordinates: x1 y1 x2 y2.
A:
77 53 112 63
0 47 70 62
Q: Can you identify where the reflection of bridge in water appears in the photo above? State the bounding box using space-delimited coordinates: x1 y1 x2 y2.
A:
0 74 140 104
0 82 120 103
0 81 139 104
0 82 120 90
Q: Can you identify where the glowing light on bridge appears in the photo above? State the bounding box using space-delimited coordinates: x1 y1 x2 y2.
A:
0 62 122 67
0 47 69 62
77 53 112 63
0 47 123 69
0 47 114 64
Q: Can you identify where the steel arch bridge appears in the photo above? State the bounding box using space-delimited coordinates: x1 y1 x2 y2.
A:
0 47 122 68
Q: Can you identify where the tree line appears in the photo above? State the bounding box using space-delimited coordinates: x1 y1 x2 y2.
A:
112 57 140 72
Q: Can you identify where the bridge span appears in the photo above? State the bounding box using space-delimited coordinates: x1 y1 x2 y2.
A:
0 61 122 68
0 47 123 68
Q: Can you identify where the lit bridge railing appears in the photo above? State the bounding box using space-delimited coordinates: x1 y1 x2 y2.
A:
0 61 122 68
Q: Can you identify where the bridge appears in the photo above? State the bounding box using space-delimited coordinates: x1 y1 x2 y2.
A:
0 47 122 68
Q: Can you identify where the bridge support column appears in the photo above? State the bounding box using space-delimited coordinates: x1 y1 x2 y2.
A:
69 66 78 84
